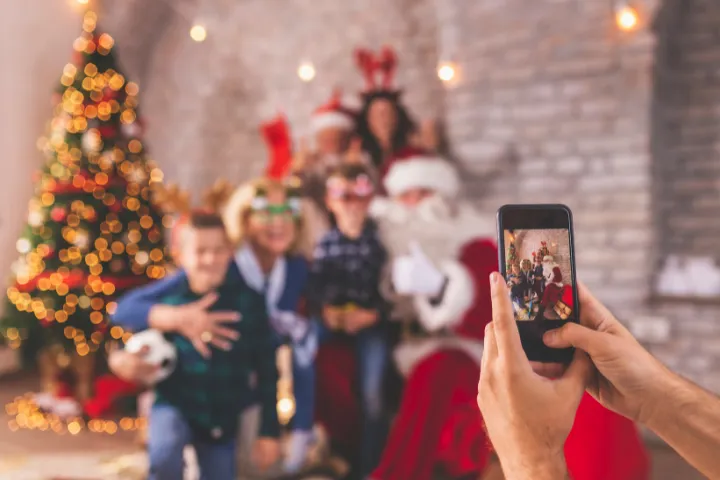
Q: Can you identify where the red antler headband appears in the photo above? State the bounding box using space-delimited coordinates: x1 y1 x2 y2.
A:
354 45 398 91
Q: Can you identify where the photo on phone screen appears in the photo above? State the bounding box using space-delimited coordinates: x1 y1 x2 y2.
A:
497 205 579 363
503 229 575 324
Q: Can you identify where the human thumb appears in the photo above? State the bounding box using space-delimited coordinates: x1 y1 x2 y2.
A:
559 349 593 398
543 322 605 357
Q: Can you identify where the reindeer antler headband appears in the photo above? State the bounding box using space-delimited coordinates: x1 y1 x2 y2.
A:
354 45 398 91
152 180 234 217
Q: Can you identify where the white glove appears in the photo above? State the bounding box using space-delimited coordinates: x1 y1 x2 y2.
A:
392 241 446 297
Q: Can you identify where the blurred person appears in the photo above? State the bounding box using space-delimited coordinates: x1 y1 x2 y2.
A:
480 278 719 479
306 163 391 479
112 121 319 475
109 212 281 480
291 90 365 252
368 149 648 480
353 47 419 177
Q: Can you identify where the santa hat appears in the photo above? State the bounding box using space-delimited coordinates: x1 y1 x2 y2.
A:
310 89 355 134
382 147 460 198
260 114 293 180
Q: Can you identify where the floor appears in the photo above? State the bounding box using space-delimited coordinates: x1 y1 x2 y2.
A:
0 374 706 480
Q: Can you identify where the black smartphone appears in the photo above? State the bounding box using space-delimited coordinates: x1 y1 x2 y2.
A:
496 204 579 364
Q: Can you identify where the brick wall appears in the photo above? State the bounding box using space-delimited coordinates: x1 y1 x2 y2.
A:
102 0 443 193
652 0 720 260
100 0 720 390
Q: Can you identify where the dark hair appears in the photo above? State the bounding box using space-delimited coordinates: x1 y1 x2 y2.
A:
327 163 374 183
188 210 227 232
355 91 416 169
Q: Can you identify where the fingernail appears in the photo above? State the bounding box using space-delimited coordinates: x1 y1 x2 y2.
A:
543 331 557 345
490 272 500 285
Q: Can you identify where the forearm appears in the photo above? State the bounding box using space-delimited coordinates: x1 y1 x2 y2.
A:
112 272 185 331
646 372 720 479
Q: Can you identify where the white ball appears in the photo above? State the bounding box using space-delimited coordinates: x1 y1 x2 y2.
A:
124 329 177 384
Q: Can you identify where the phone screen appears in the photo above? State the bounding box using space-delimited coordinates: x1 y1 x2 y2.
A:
497 205 579 363
502 228 575 324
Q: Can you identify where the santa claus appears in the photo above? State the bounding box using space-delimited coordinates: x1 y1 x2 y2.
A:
540 255 567 320
368 150 649 480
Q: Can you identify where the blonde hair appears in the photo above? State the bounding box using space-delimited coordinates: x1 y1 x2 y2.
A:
222 177 310 256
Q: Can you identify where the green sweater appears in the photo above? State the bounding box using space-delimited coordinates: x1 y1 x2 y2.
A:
154 265 280 443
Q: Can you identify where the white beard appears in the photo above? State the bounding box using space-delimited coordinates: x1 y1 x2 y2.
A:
372 194 495 265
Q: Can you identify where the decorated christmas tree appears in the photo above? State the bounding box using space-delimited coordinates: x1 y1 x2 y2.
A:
0 11 168 402
506 242 518 272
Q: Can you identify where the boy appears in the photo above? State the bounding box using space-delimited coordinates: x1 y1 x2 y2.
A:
309 163 389 478
507 263 527 308
108 212 280 480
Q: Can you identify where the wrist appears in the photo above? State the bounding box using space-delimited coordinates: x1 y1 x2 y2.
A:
148 305 184 333
501 451 567 480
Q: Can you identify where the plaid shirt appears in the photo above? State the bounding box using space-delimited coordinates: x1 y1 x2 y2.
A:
309 221 387 313
153 265 279 443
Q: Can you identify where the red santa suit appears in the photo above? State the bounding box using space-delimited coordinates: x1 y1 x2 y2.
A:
367 154 649 480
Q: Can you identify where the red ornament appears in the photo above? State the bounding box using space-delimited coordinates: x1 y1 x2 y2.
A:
102 87 119 102
109 201 122 213
98 125 116 139
51 206 67 222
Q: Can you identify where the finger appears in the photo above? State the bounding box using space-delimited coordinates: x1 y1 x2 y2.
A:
194 292 219 310
559 349 593 398
192 339 211 359
543 322 608 358
531 361 566 379
213 325 240 341
208 311 241 324
211 337 233 351
483 323 498 365
577 282 626 336
489 273 524 362
140 363 160 378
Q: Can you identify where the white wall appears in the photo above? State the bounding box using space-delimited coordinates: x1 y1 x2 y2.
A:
0 1 81 308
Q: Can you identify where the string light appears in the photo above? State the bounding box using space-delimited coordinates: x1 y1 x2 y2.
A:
6 395 144 437
190 24 207 42
297 61 316 82
437 61 457 83
615 1 639 31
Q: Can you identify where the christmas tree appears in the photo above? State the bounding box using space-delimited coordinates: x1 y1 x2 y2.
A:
0 11 168 400
506 242 518 272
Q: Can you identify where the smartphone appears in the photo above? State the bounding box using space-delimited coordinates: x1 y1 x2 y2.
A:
496 204 579 364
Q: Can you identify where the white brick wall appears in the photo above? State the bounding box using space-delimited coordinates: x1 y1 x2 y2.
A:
97 0 720 390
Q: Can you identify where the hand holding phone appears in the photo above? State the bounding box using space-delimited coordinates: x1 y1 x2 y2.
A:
496 204 580 364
